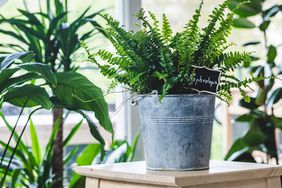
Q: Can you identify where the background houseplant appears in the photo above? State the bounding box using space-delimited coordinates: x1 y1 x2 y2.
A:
225 0 282 163
0 55 112 187
0 111 139 188
0 0 111 187
86 0 264 170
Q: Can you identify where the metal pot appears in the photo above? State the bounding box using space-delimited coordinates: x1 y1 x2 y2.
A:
138 94 215 171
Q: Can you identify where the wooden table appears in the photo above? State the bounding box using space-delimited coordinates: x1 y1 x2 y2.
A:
74 160 282 188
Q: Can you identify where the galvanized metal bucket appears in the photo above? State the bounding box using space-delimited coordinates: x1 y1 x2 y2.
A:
137 94 215 171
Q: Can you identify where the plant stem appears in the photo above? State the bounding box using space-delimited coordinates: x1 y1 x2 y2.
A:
0 107 42 185
52 108 64 188
0 100 29 167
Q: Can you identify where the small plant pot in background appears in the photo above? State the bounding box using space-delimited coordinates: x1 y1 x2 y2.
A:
138 94 215 171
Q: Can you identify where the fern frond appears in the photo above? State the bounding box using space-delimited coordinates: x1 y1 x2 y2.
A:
162 14 173 44
194 0 231 65
217 51 251 71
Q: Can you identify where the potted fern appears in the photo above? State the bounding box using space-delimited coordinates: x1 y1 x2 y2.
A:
87 0 263 170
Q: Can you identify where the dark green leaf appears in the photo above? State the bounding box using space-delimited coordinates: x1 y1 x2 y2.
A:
229 0 262 17
18 63 57 86
4 84 52 109
243 41 260 46
69 144 100 188
259 21 270 31
236 114 253 122
77 110 105 145
0 73 38 94
243 125 266 146
233 18 256 28
225 138 247 160
0 68 19 92
53 72 113 134
267 45 277 62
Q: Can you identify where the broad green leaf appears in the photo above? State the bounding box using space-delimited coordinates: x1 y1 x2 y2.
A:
53 72 113 134
29 119 42 166
0 73 38 94
4 84 52 109
259 21 270 31
233 18 256 28
225 138 247 160
0 68 19 93
236 114 253 122
229 0 262 17
18 63 57 86
243 124 266 146
77 144 100 165
77 110 105 145
267 45 277 62
69 144 100 188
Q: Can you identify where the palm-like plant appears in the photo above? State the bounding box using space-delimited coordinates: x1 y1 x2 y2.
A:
0 51 112 187
0 1 110 187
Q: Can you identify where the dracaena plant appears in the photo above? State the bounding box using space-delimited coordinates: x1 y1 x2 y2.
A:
0 112 139 188
0 0 111 187
0 53 112 187
85 0 265 102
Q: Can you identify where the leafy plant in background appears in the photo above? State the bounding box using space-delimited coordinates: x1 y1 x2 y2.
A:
69 132 140 188
225 0 282 163
86 0 266 102
0 111 140 188
0 0 110 187
0 52 112 186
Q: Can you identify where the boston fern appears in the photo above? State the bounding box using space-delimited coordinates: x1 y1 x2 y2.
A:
87 0 263 102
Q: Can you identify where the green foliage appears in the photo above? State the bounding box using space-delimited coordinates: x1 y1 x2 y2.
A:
0 115 82 187
0 0 103 72
225 0 282 164
87 0 255 102
0 0 113 185
0 52 113 185
69 132 140 188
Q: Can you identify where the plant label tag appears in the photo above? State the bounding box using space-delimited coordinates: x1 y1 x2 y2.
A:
190 66 221 94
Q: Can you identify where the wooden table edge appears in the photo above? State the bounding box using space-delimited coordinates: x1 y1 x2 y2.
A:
74 162 282 187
